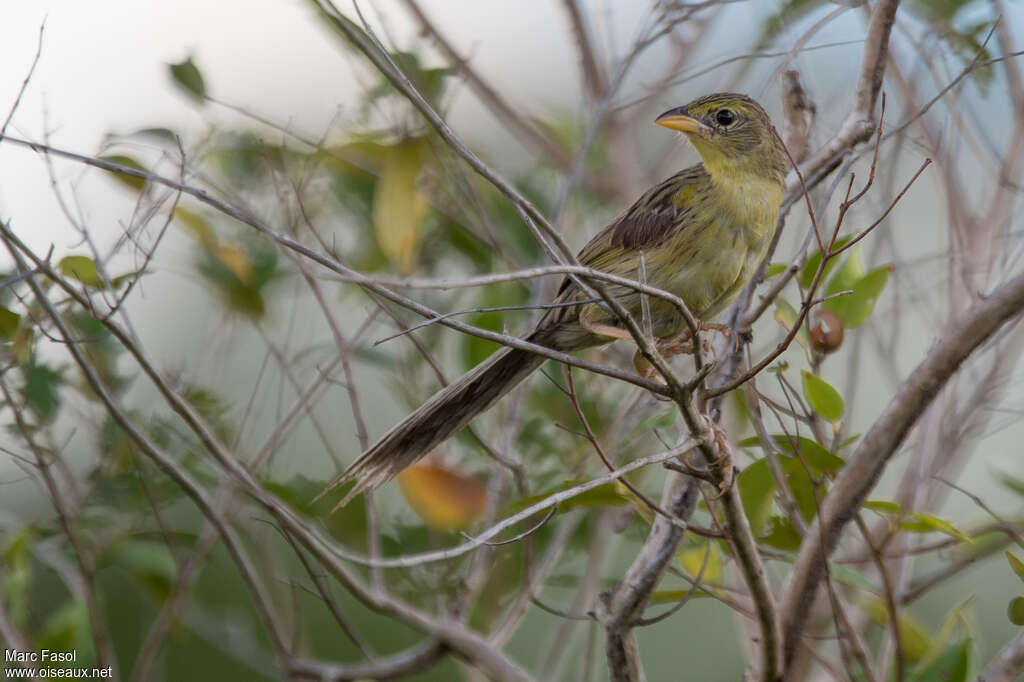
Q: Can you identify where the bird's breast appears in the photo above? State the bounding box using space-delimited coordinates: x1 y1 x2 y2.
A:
662 176 782 320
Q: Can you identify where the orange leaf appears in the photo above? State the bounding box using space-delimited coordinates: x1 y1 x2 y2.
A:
398 463 487 531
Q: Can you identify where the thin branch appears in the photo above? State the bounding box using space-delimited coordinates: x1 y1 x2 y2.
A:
288 642 446 681
977 630 1024 682
561 0 606 99
1 21 44 139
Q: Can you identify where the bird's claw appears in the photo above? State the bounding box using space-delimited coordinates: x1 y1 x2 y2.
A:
706 423 734 495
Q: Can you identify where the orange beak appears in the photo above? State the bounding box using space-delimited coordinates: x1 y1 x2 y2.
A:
655 107 713 139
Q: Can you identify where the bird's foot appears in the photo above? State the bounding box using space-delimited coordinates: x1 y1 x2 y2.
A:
706 422 734 495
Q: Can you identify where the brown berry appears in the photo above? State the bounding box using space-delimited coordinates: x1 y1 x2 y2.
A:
809 309 844 354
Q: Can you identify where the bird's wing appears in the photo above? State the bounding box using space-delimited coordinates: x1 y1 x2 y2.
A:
558 164 709 296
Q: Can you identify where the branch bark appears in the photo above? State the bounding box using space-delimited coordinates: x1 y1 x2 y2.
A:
600 473 699 682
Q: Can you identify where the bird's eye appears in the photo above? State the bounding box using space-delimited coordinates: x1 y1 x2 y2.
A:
715 109 737 127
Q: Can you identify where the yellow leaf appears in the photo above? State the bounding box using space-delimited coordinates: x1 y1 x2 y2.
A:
173 207 216 247
678 542 721 584
373 139 429 274
398 463 487 531
58 255 103 288
215 245 253 284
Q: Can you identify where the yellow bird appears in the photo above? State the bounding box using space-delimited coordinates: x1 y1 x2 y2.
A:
326 92 788 505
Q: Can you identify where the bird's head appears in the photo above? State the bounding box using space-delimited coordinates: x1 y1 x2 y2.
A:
655 93 788 183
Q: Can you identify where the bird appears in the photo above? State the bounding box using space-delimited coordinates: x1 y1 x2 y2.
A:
323 92 789 507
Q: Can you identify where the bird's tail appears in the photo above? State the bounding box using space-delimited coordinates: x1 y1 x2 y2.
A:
322 335 551 509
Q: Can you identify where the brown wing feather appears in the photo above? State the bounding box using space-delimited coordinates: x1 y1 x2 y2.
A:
556 164 709 297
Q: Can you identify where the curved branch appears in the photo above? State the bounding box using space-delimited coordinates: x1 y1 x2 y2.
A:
978 630 1024 682
288 641 446 681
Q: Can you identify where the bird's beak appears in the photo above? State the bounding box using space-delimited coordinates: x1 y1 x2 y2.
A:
656 107 713 139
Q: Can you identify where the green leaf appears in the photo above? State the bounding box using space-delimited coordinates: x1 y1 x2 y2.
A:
997 471 1024 496
824 248 865 299
38 601 94 664
798 236 852 290
1008 597 1024 626
58 255 104 288
774 298 810 354
0 306 20 340
901 512 971 543
788 436 845 473
110 269 145 288
759 516 801 551
864 499 901 514
107 539 177 600
463 309 502 370
862 597 931 662
22 361 62 423
913 595 976 672
505 481 630 517
784 459 820 521
801 370 844 421
910 638 970 682
98 154 148 191
828 563 875 591
127 127 180 144
265 475 369 549
461 283 529 370
837 432 861 450
1006 552 1024 584
739 434 845 474
208 132 280 185
825 264 891 328
738 458 775 534
765 263 788 278
169 56 207 101
2 528 33 627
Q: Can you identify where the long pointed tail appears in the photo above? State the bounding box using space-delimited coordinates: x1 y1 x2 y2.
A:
324 339 549 507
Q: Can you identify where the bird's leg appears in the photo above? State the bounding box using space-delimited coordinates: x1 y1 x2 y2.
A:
578 316 728 384
661 321 738 357
632 337 691 382
706 422 734 495
633 321 738 382
697 322 732 338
